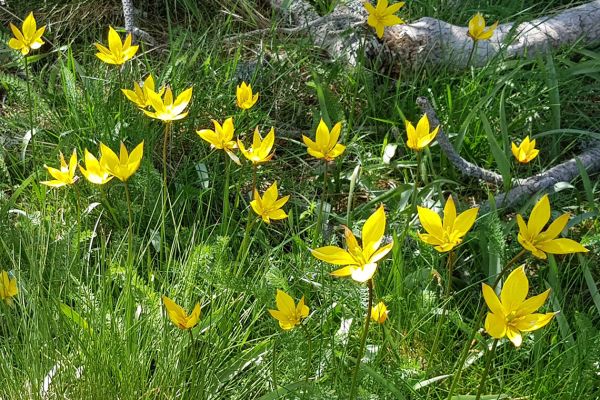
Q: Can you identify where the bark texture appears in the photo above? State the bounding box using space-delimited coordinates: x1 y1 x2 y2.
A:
417 97 600 210
270 0 600 70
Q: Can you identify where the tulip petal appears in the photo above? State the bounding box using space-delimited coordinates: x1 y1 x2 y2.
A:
351 263 377 282
506 326 523 347
513 312 556 332
311 246 356 265
453 206 479 237
417 206 444 240
362 205 386 259
528 195 550 237
515 289 551 317
331 266 354 277
482 283 505 316
484 312 507 339
536 238 588 255
501 265 529 314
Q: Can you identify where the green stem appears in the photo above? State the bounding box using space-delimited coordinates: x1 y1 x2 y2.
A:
314 161 329 243
161 122 171 265
446 249 526 399
123 180 134 336
349 279 373 399
252 164 257 193
300 324 312 383
475 339 499 400
236 214 256 270
466 40 478 68
24 56 37 180
73 183 82 258
428 251 455 366
222 154 231 235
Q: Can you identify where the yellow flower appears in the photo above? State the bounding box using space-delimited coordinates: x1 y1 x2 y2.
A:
311 205 393 283
236 82 259 110
197 117 240 165
94 26 138 65
79 149 113 185
143 86 193 122
364 0 405 39
122 75 165 109
8 12 46 55
511 136 539 164
516 194 588 259
268 289 309 330
99 141 143 182
41 150 78 187
238 127 275 165
250 181 290 224
405 114 439 151
417 196 479 252
371 301 389 324
161 295 201 330
483 265 556 347
467 13 498 41
0 271 18 303
302 119 346 161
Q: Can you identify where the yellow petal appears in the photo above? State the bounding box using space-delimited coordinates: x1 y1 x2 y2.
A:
536 238 588 255
351 263 377 282
275 289 296 316
162 295 187 327
482 283 505 317
369 242 393 264
453 207 479 237
185 302 201 329
501 265 529 314
417 206 444 239
442 195 457 232
331 266 354 277
528 195 551 238
484 312 507 339
362 205 386 259
315 119 330 150
515 289 551 317
537 213 570 242
506 326 523 347
312 246 356 265
512 312 556 333
328 122 342 149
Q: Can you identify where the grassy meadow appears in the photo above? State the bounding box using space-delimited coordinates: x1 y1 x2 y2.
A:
0 0 599 399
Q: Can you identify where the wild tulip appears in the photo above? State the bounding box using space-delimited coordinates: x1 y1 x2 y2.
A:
483 265 556 347
238 127 275 165
99 142 143 182
236 82 259 110
417 196 479 252
162 295 201 330
311 205 393 283
144 86 193 122
250 181 290 223
0 271 18 303
468 13 498 41
371 302 389 324
302 119 346 161
8 12 45 55
197 117 240 164
405 114 439 151
364 0 405 39
511 136 539 164
516 194 588 259
268 289 309 330
41 150 78 187
95 26 138 65
122 75 165 109
79 149 113 185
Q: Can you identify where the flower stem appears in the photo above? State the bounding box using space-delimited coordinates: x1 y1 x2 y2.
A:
300 323 313 383
123 180 135 334
466 40 478 68
161 122 171 265
24 56 37 180
222 154 231 235
349 279 373 399
446 249 526 399
235 214 256 271
428 251 455 367
314 161 329 243
475 339 499 400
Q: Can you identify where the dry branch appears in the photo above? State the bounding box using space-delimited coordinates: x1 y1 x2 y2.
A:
121 0 154 44
270 0 600 69
417 97 600 210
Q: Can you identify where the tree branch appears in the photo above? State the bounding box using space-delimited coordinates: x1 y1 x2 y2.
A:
417 97 600 209
121 0 155 44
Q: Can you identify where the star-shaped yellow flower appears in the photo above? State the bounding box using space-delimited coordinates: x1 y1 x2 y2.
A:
516 194 588 259
467 13 498 41
511 136 539 164
0 271 18 303
302 119 346 161
250 181 290 224
417 196 479 253
236 81 259 110
364 0 405 39
268 289 309 331
371 301 389 324
99 141 143 182
41 150 78 187
311 205 393 283
197 117 240 165
144 86 193 122
483 265 556 347
95 26 139 65
122 75 165 109
79 149 113 185
238 127 275 165
405 114 439 151
8 12 46 55
161 295 201 330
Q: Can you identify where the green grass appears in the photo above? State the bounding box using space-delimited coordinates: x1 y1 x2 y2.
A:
1 0 599 399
